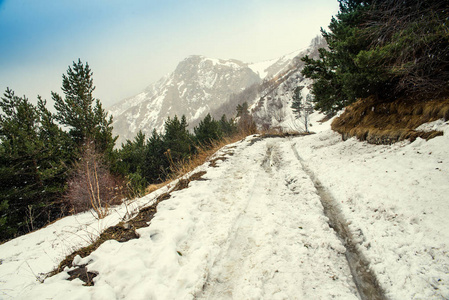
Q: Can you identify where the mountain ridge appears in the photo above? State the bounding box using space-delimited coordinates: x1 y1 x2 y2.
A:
109 37 325 145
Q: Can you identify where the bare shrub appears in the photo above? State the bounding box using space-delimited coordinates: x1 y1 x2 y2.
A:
65 142 124 218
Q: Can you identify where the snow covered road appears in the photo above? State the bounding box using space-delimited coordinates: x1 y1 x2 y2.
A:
2 118 449 299
13 136 360 299
195 139 358 299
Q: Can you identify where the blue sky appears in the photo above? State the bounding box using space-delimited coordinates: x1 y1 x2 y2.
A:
0 0 339 108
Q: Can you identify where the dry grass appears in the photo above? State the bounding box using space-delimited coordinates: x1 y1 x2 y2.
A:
332 96 449 144
145 182 168 195
259 126 316 138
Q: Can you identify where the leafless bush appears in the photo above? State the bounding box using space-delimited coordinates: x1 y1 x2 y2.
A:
65 142 124 218
238 114 258 135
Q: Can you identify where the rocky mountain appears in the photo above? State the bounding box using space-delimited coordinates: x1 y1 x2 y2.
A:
209 35 327 132
109 56 260 145
249 36 326 131
109 36 326 145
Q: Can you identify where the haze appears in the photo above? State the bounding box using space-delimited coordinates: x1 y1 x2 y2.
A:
0 0 338 108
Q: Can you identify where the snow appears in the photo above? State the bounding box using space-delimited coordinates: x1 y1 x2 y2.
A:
415 119 448 132
293 116 449 299
248 49 305 80
1 116 449 299
248 59 278 79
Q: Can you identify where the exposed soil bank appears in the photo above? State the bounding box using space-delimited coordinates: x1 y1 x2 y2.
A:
332 96 449 144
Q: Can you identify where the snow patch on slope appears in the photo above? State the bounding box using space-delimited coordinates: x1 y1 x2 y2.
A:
1 118 448 299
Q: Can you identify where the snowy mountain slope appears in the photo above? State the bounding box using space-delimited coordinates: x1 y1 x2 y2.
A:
204 36 326 130
248 36 327 132
1 116 448 299
109 55 261 145
248 48 304 79
109 38 323 146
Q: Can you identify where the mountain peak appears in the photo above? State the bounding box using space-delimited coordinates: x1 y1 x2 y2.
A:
109 38 325 145
110 54 261 145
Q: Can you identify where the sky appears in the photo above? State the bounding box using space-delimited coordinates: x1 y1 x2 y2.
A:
0 0 339 108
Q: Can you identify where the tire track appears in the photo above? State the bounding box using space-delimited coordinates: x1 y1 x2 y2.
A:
290 140 387 300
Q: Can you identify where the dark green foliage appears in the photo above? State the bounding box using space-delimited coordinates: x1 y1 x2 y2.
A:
163 115 196 165
360 0 449 97
142 116 195 183
117 115 197 185
125 172 148 198
291 86 304 117
0 59 120 241
194 113 222 146
301 0 374 114
114 131 148 195
116 130 146 175
302 0 449 115
52 59 116 157
116 113 236 186
219 114 238 137
0 89 69 240
143 130 169 183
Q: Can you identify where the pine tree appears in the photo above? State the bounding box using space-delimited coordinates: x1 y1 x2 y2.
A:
51 60 121 219
219 114 238 137
52 59 117 156
301 0 377 114
291 87 314 133
143 129 170 183
0 89 69 240
194 113 222 146
163 115 194 163
116 130 146 175
115 130 148 195
291 86 304 117
0 88 40 238
302 0 449 115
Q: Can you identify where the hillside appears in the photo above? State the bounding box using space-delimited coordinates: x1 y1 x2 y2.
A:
1 114 448 299
109 37 325 145
109 56 260 145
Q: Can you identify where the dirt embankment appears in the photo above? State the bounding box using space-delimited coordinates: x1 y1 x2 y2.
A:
331 96 449 144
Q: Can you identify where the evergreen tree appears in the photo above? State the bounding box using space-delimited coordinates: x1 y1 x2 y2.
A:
219 114 238 137
358 0 449 97
163 115 194 163
115 130 148 195
302 0 449 115
291 86 304 117
291 87 314 133
116 130 146 175
0 89 69 240
194 113 222 146
0 88 40 238
52 59 117 156
301 0 374 115
143 129 170 183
